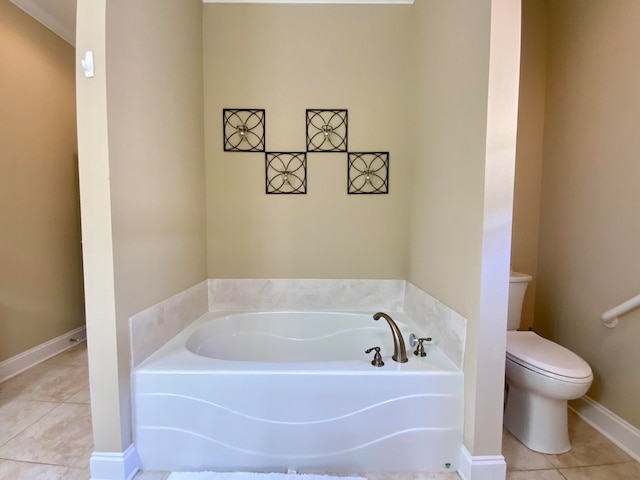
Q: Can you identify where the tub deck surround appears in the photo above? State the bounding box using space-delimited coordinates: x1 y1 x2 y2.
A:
207 279 406 312
403 282 466 369
130 281 209 368
132 311 464 473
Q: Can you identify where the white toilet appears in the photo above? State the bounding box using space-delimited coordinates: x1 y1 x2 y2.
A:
504 271 593 454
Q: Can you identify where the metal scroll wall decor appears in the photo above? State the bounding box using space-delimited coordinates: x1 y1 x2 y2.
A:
223 109 266 152
306 109 348 152
348 152 389 194
265 152 307 194
222 107 389 195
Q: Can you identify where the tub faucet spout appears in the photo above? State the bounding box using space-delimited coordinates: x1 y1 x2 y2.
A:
373 312 408 363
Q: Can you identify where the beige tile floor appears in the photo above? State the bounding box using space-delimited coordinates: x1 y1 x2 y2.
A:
2 343 638 480
0 342 92 479
502 410 640 479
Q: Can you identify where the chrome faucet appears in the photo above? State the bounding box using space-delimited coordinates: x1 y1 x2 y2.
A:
373 312 408 363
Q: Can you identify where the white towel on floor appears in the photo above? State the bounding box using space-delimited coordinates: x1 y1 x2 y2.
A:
167 473 367 480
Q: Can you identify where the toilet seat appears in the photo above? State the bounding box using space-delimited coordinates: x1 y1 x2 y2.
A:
506 331 592 383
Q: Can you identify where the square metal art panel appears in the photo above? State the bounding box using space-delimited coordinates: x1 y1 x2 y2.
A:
223 109 266 152
266 152 307 194
348 152 389 194
306 109 348 152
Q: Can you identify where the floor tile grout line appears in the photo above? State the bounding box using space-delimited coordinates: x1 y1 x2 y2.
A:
556 459 639 470
0 454 87 470
551 459 635 470
507 467 561 472
0 456 75 468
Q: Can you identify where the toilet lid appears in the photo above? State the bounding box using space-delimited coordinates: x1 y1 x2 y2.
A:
506 331 592 379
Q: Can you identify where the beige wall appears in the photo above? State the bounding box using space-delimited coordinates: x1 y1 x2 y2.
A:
76 0 207 451
411 0 492 452
0 0 84 363
473 0 521 457
76 0 121 450
107 1 208 317
410 1 488 318
535 0 640 429
410 0 521 457
511 0 547 331
203 5 415 279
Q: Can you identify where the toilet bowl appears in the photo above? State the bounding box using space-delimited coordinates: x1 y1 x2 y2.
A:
504 272 593 454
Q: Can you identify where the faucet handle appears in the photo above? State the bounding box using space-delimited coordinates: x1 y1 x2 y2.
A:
365 346 385 367
414 337 432 357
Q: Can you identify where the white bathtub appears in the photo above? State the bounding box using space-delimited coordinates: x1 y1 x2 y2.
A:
132 311 463 473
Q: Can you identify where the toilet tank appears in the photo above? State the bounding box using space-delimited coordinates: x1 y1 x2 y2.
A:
508 271 532 330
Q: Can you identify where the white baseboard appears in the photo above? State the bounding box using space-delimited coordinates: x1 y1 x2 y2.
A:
570 395 640 463
458 445 506 480
0 326 87 383
90 444 140 480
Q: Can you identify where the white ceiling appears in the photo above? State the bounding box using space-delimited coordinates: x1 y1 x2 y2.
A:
10 0 77 46
9 0 413 47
